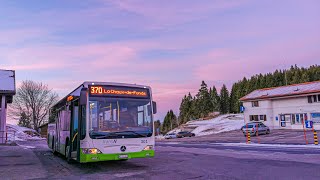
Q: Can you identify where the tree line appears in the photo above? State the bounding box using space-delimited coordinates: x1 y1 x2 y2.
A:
11 65 320 133
160 64 320 134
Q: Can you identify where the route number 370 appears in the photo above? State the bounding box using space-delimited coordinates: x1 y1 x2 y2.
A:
91 86 103 94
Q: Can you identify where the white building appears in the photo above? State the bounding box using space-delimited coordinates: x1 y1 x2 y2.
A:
0 69 16 144
240 81 320 130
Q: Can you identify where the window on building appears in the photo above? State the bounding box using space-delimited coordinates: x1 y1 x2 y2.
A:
296 114 300 123
251 101 259 107
289 113 308 125
308 94 320 103
250 115 266 121
259 115 266 121
291 114 296 124
313 95 318 103
250 115 259 121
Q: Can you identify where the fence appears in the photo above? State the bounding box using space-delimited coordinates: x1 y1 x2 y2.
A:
0 130 16 144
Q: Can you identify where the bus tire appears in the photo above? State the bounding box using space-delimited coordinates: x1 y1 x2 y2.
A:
52 137 58 155
65 139 72 163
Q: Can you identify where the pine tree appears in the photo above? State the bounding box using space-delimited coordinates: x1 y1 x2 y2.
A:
219 84 230 114
196 81 212 118
229 83 239 113
191 96 200 119
178 95 187 124
161 110 178 134
210 86 220 112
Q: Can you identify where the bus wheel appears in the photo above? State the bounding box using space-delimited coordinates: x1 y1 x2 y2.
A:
52 137 58 155
65 145 72 163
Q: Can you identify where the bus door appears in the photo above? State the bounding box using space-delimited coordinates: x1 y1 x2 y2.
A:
70 100 79 160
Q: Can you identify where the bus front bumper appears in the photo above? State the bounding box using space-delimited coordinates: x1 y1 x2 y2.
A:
80 149 155 163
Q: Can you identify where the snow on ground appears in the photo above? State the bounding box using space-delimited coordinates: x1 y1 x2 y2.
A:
167 114 245 136
155 134 165 140
6 124 45 142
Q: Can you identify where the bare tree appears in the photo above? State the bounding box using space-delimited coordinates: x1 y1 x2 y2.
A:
9 80 58 131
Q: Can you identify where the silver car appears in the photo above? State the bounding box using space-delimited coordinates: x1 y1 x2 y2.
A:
164 133 177 139
241 122 270 136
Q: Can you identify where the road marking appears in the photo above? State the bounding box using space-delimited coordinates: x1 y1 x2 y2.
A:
113 171 146 177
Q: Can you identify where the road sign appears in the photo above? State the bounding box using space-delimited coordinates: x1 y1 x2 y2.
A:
240 106 245 113
305 120 313 129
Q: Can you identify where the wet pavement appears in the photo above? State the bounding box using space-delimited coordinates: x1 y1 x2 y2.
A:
0 138 319 179
158 129 318 145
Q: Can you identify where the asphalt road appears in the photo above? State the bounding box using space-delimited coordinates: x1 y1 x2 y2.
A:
7 140 320 180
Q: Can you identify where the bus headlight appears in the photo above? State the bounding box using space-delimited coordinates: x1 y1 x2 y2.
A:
82 148 102 154
143 145 154 151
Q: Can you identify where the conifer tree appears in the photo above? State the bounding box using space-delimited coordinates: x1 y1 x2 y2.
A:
196 81 212 118
161 110 178 134
210 86 220 112
219 84 230 114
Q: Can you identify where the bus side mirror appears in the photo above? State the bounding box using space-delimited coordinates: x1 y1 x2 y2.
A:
152 101 157 114
80 88 88 105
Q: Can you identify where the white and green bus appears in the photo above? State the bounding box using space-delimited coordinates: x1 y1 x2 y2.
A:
47 82 156 163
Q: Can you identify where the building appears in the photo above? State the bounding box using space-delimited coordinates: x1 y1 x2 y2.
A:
38 123 49 138
0 70 16 144
240 81 320 130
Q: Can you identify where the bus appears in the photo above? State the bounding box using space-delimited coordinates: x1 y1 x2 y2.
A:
47 82 157 163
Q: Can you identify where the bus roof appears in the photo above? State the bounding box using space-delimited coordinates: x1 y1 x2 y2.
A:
52 81 151 109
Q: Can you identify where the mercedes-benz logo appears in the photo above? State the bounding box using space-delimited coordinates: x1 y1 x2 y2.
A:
120 146 126 152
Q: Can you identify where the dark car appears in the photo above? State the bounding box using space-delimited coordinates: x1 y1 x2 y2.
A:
241 122 270 136
176 131 195 138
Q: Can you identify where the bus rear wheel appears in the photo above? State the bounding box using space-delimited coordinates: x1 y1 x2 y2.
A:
65 145 72 163
52 137 58 155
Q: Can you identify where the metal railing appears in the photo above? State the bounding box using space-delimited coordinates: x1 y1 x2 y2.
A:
0 130 16 144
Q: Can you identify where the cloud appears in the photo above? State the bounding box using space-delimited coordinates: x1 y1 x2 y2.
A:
109 0 249 29
193 35 320 81
0 28 49 45
0 42 140 71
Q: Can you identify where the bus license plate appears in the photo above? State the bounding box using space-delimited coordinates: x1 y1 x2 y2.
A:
119 154 128 159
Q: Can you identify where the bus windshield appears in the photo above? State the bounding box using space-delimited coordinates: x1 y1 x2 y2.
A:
89 96 153 139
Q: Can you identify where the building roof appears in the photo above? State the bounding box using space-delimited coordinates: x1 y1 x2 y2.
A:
0 69 16 95
240 81 320 101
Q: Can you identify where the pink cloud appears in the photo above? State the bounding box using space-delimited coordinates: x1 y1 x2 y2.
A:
0 42 141 71
193 35 320 81
110 0 249 29
0 28 49 45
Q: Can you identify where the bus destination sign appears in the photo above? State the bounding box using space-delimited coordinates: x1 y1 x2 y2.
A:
89 85 149 98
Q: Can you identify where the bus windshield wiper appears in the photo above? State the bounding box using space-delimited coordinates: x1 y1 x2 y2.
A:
92 132 119 139
116 131 150 137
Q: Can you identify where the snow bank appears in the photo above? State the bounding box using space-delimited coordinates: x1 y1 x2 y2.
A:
6 124 45 142
155 135 165 140
191 114 245 136
167 114 245 137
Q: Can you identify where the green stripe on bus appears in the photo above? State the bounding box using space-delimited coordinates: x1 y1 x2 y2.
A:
79 149 155 163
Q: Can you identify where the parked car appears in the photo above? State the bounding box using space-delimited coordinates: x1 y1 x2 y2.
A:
176 131 195 138
241 122 270 136
164 133 177 139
